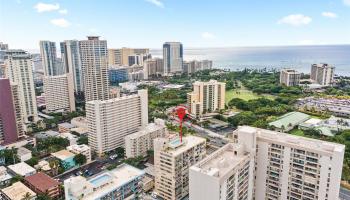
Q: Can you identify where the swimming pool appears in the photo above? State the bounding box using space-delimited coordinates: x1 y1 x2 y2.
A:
89 174 112 187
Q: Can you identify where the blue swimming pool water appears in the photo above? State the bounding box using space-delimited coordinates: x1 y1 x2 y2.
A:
89 174 112 187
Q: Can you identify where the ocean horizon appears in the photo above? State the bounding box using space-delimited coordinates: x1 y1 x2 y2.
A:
151 44 350 76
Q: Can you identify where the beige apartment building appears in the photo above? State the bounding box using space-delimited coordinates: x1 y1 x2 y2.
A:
43 74 75 113
189 126 345 200
187 80 226 117
108 48 149 66
280 69 301 86
154 135 206 200
143 58 164 79
79 36 109 102
86 90 148 155
5 50 38 123
125 118 167 158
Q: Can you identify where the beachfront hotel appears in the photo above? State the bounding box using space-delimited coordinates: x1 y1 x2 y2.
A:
189 126 345 200
154 135 206 200
64 164 144 200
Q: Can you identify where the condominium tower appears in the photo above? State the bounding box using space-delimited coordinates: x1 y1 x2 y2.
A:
60 40 84 93
143 58 164 79
280 69 301 86
189 126 345 200
0 79 23 144
43 74 76 113
5 50 38 123
154 136 206 200
86 90 148 155
189 143 254 200
187 80 226 117
79 36 109 101
310 63 335 86
108 48 149 66
163 42 183 75
39 41 63 76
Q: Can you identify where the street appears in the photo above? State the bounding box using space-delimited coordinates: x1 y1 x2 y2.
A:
340 187 350 200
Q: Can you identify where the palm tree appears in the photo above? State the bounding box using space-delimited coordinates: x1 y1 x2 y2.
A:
21 192 33 200
49 159 60 176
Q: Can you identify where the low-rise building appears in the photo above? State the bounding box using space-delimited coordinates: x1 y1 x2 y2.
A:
34 130 59 139
51 150 76 170
34 160 51 172
67 144 91 163
70 117 87 129
0 166 12 187
59 132 78 145
297 97 350 118
17 147 32 162
268 111 310 132
1 182 36 200
58 122 76 133
141 175 154 192
64 164 144 200
125 118 167 158
24 172 61 199
7 162 36 177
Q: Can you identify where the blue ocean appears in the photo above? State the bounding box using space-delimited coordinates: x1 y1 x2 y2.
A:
151 45 350 76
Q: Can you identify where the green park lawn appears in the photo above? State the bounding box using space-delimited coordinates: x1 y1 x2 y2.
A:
225 88 275 103
289 129 305 136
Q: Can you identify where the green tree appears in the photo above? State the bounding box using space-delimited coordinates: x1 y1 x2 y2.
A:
73 154 87 166
25 157 39 167
21 192 33 200
77 135 88 145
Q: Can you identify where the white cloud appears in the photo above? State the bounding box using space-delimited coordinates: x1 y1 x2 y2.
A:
322 12 338 18
278 14 312 26
50 18 71 28
344 0 350 6
89 28 98 33
201 32 216 39
145 0 164 8
34 2 60 13
59 9 68 15
298 40 314 45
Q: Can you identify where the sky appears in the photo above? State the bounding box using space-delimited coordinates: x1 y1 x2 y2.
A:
0 0 350 50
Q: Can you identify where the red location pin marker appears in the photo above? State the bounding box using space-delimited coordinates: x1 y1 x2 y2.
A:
176 107 186 121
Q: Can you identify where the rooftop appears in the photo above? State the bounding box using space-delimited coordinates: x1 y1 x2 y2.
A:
191 143 249 179
268 111 310 129
159 136 206 156
51 149 75 160
65 164 144 200
237 126 345 155
125 122 165 140
8 162 36 176
1 182 36 200
58 122 76 129
17 147 31 156
24 172 60 192
67 144 90 152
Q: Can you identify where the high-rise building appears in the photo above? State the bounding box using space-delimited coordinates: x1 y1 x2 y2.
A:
187 80 226 117
310 63 335 86
79 36 109 102
163 42 183 75
154 136 206 200
5 50 38 123
183 60 213 75
189 143 254 200
280 69 301 86
60 40 84 93
0 79 23 144
0 42 9 64
249 126 344 200
125 118 167 158
108 48 150 66
39 41 63 76
86 90 148 155
43 74 75 113
143 58 163 79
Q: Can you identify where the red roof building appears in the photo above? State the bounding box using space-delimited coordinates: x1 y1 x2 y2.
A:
24 172 61 198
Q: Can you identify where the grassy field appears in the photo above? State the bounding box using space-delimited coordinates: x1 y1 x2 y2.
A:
225 88 275 103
